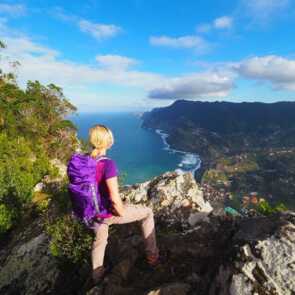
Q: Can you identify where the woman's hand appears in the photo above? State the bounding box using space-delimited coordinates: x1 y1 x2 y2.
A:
105 176 125 217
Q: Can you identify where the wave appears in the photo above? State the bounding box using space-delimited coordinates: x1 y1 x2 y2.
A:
155 129 201 175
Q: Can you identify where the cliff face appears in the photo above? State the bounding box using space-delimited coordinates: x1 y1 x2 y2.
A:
0 171 294 295
142 100 295 160
142 100 295 209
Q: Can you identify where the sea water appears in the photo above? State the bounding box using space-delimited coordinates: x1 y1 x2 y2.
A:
68 112 201 184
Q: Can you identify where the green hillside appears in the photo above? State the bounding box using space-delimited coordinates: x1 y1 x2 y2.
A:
0 41 78 235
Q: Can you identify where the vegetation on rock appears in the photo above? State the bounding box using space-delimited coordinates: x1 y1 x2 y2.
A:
0 41 78 235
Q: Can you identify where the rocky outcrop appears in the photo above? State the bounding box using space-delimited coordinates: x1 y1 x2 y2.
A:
210 212 295 295
89 211 295 295
121 172 213 227
0 217 89 295
0 232 59 294
0 172 294 295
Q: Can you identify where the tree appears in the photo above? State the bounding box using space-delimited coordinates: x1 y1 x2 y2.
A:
0 39 79 235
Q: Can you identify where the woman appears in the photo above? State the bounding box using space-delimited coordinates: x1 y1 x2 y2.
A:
88 124 159 284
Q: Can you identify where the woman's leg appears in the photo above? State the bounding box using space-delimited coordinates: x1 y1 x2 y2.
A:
91 221 110 281
110 205 159 259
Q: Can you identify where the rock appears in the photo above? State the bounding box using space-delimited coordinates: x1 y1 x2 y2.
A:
188 212 210 226
0 233 60 295
121 172 213 227
146 282 191 295
1 170 294 295
0 219 88 295
33 182 44 192
210 212 295 295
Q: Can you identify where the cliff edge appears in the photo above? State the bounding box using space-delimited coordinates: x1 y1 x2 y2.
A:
0 172 294 295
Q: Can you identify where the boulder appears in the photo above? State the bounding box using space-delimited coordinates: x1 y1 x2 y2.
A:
210 212 295 295
0 230 60 294
121 172 213 227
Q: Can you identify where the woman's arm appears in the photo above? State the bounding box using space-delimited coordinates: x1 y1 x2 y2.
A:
105 176 125 216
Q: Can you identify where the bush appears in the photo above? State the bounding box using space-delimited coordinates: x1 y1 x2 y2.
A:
46 215 94 264
257 200 288 216
32 192 52 214
0 203 15 234
0 133 53 203
0 132 58 235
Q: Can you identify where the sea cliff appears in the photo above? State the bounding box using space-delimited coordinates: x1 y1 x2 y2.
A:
142 100 295 209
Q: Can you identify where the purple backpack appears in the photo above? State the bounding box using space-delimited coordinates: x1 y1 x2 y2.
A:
67 153 112 227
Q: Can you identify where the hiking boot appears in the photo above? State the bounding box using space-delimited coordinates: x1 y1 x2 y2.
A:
146 250 168 268
92 266 107 284
81 266 111 293
146 254 160 267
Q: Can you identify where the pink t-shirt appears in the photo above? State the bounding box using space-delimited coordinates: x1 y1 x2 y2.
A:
95 157 119 218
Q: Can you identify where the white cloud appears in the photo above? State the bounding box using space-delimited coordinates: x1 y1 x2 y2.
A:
148 72 235 99
214 16 233 29
149 35 209 53
0 3 26 16
0 29 236 109
234 55 295 91
50 8 122 41
241 0 290 23
2 36 58 57
78 19 122 40
96 55 138 70
196 16 233 34
0 28 164 91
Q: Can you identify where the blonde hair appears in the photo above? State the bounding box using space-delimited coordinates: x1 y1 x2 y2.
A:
88 124 114 158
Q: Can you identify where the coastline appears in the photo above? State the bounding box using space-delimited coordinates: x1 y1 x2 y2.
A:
154 129 202 176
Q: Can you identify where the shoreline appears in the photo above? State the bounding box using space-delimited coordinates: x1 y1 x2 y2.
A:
154 129 202 176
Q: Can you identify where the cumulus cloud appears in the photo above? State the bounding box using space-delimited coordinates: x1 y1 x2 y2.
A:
148 72 235 99
0 3 26 16
234 55 295 91
2 36 58 58
0 27 236 106
149 35 209 53
78 19 122 40
0 30 164 91
196 16 233 33
96 55 138 70
241 0 290 23
214 16 233 29
50 7 122 41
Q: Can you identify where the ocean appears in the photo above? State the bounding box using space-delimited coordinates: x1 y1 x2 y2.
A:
68 112 201 185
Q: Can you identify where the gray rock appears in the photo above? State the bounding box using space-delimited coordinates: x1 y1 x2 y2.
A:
0 233 59 295
146 282 191 295
210 212 295 295
121 172 212 227
1 170 294 295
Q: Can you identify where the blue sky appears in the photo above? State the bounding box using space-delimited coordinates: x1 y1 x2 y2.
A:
0 0 295 112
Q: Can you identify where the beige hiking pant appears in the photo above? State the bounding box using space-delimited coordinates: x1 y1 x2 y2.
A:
91 204 159 271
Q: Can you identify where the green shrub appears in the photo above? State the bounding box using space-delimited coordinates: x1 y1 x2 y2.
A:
0 132 60 234
32 192 52 214
257 200 288 216
0 133 53 203
46 215 94 264
0 203 15 234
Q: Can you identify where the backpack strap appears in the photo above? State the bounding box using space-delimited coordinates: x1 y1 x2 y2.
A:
95 156 109 183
